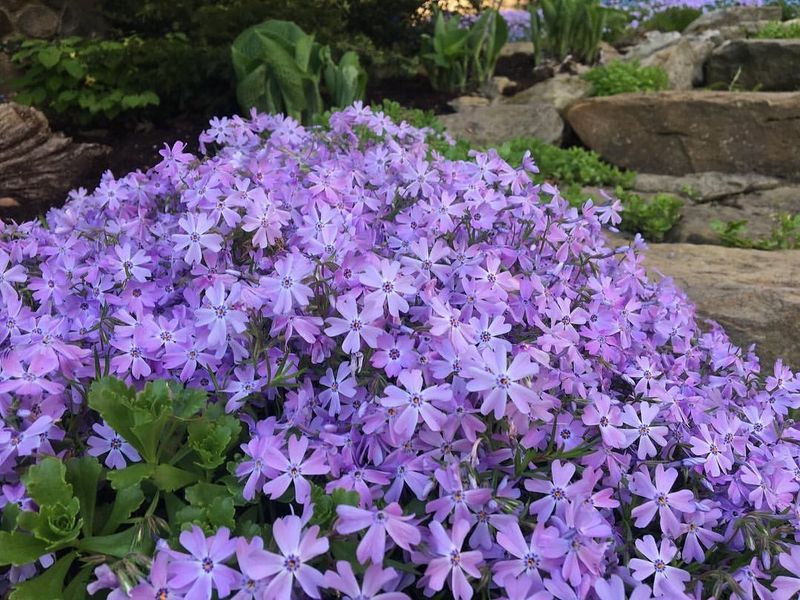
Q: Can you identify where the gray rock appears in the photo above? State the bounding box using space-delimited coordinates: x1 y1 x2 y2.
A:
625 31 682 62
15 4 59 38
639 242 800 367
438 103 564 147
448 96 491 112
505 74 591 112
640 35 716 90
683 5 783 38
665 186 800 244
499 41 534 57
632 172 786 203
706 39 800 92
565 91 800 178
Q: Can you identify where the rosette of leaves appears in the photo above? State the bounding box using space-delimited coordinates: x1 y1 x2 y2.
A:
231 19 367 123
421 8 508 94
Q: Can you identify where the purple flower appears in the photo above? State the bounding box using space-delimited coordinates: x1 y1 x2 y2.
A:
167 525 240 600
465 347 540 419
380 370 450 440
493 521 567 587
87 421 141 469
629 535 690 597
360 259 415 318
172 213 223 265
194 282 248 350
335 502 421 564
236 515 328 600
261 253 314 315
325 562 409 600
131 551 183 600
774 545 800 600
262 434 329 504
630 464 695 537
421 520 483 600
324 296 383 354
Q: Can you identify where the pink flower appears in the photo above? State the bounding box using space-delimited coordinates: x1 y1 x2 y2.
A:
629 535 690 597
335 502 421 564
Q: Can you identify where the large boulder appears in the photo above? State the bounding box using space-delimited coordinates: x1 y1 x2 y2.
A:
640 34 717 90
505 73 591 112
0 102 109 220
438 103 563 147
625 31 682 62
706 39 800 91
639 243 800 367
683 5 783 38
565 91 800 177
632 171 786 203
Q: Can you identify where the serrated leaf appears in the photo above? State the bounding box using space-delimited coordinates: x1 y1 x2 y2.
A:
107 463 155 491
152 464 198 492
22 457 73 507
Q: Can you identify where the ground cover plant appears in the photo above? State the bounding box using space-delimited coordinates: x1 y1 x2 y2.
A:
2 104 800 599
584 61 670 97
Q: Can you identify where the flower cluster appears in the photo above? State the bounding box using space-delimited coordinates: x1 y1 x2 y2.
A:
2 103 800 600
460 9 532 42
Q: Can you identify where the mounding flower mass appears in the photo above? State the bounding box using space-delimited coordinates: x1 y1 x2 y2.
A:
1 104 800 600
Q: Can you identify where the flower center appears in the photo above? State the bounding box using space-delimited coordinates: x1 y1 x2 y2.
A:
202 557 214 573
284 554 300 572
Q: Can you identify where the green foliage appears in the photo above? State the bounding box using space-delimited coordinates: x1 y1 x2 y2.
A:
766 0 800 20
711 213 800 250
641 7 703 33
421 8 508 94
231 19 367 123
755 20 800 39
9 37 160 124
530 0 607 64
584 60 669 96
615 190 683 241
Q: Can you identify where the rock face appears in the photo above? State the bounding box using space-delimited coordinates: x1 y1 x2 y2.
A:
632 171 786 203
683 5 783 38
664 185 800 245
640 35 717 90
565 92 800 177
706 39 800 92
438 103 563 147
641 243 800 367
505 74 591 112
0 102 109 220
625 31 682 62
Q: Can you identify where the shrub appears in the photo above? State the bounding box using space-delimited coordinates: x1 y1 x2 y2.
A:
3 105 800 600
8 37 160 124
530 0 607 64
614 189 683 241
712 213 800 249
421 8 508 94
641 6 703 32
585 59 669 96
755 20 800 38
231 20 366 123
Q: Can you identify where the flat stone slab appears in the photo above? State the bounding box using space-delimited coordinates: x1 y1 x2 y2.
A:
632 171 786 203
566 91 800 178
438 103 564 147
635 241 800 368
706 39 800 91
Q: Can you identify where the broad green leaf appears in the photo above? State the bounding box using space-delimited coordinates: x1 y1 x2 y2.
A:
107 463 155 491
61 59 86 79
10 551 76 600
99 485 145 535
66 456 101 536
88 378 137 453
77 526 138 557
22 457 73 507
0 532 49 566
62 564 94 600
152 464 198 492
37 46 61 68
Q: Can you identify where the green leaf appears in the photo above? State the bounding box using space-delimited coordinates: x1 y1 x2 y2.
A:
0 532 49 566
188 414 240 470
171 384 207 418
107 463 155 491
17 499 82 549
37 46 62 69
77 526 138 557
152 464 198 492
66 456 101 536
62 564 94 600
23 457 73 507
61 59 86 80
2 501 20 531
10 552 76 600
99 485 145 535
88 378 138 453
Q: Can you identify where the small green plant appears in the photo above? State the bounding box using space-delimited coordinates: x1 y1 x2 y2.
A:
529 0 607 64
641 7 702 32
8 37 160 124
615 189 683 241
755 20 800 39
584 60 669 96
711 213 800 250
420 8 508 94
231 19 366 123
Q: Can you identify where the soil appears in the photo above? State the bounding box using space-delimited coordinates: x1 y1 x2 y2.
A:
366 74 457 115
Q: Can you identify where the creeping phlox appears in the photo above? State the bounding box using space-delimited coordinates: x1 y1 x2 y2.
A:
1 103 800 600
